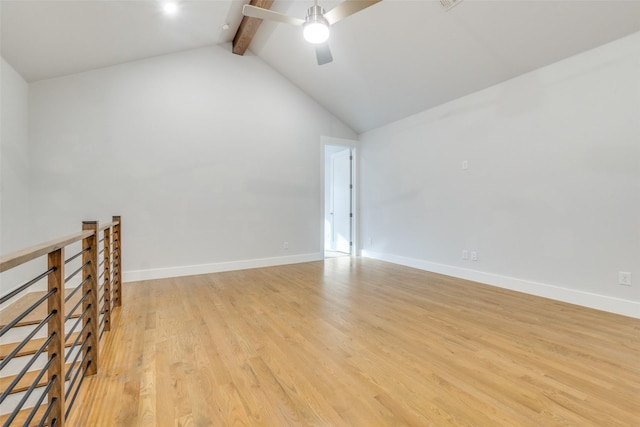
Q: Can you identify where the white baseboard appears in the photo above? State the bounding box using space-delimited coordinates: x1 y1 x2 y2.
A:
361 250 640 319
123 253 323 282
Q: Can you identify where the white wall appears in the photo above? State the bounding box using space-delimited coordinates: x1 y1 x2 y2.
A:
0 57 44 297
360 32 640 317
1 58 30 254
28 45 357 280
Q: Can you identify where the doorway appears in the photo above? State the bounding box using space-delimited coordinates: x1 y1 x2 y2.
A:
324 144 353 258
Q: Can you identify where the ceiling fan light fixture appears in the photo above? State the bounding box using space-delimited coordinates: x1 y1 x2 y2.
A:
303 5 329 44
303 22 329 44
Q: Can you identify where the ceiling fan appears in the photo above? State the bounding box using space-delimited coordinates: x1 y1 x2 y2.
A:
242 0 381 65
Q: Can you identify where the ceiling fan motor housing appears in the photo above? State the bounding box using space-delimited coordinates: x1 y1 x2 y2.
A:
305 5 328 25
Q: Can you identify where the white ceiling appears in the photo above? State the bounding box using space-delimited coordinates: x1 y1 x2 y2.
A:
0 0 245 81
2 0 640 133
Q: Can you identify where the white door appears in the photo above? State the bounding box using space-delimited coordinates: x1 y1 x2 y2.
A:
330 149 352 253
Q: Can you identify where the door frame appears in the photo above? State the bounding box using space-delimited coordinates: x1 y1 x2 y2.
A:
321 136 359 257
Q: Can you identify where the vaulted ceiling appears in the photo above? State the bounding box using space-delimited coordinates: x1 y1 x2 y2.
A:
2 0 640 133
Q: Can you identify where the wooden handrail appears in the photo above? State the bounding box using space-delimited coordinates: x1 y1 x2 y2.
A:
0 231 94 273
98 221 119 232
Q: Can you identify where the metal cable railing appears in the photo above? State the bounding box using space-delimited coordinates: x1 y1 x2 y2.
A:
65 343 91 400
0 267 56 305
64 304 92 344
39 396 58 427
9 354 57 419
64 338 91 385
64 260 91 285
64 290 91 324
64 247 90 266
64 321 90 364
65 360 92 419
0 216 122 426
0 332 56 404
64 276 90 304
24 375 58 426
0 311 55 372
0 289 56 339
2 356 57 426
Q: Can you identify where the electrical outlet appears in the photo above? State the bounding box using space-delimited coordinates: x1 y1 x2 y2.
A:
284 242 289 250
462 160 469 170
462 250 468 260
368 237 373 245
470 251 478 261
618 271 631 286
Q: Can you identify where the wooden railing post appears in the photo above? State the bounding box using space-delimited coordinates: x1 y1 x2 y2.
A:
82 221 99 376
113 215 122 307
102 226 111 332
47 248 65 427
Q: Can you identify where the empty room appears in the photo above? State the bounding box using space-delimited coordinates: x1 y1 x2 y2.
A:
1 0 639 426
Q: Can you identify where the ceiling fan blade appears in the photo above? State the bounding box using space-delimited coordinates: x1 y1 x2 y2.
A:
324 0 382 26
242 4 305 26
315 42 333 65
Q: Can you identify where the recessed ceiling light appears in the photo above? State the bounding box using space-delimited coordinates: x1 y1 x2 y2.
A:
163 2 178 15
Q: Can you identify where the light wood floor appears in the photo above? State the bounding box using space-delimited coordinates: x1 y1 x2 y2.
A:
67 257 640 426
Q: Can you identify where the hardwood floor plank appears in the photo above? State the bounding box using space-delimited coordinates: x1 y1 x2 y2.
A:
65 258 640 426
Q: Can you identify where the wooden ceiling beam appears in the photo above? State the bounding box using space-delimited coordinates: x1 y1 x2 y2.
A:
232 0 274 56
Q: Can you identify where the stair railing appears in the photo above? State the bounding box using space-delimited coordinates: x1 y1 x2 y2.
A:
0 216 122 426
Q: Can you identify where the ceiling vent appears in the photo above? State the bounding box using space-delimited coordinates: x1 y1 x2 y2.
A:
440 0 464 11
